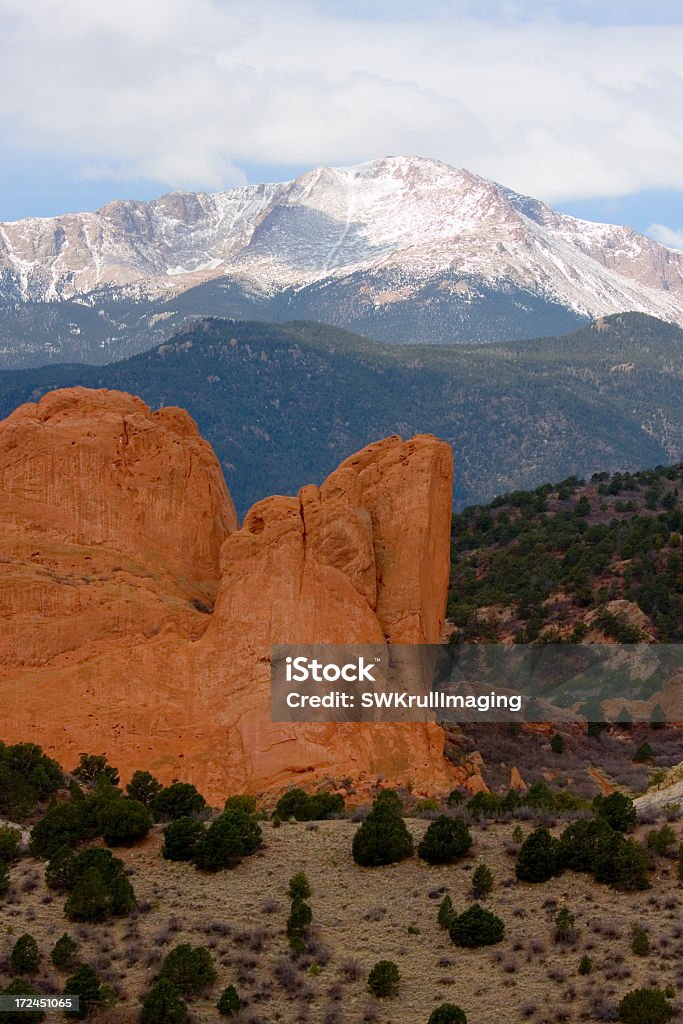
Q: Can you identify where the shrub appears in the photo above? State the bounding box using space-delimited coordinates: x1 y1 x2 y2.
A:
578 954 593 976
141 979 188 1024
646 825 676 856
516 827 561 883
10 934 40 975
125 770 162 806
352 795 413 867
618 987 673 1024
64 964 101 1019
150 783 206 822
634 741 655 764
446 789 465 807
288 871 311 900
554 907 578 944
558 818 613 872
428 1006 468 1024
162 818 205 861
0 825 21 863
192 807 262 870
550 733 565 754
471 863 493 899
0 859 9 895
367 960 400 998
631 925 650 956
466 792 503 817
99 799 151 846
0 742 63 820
73 754 119 787
438 894 455 930
593 835 651 891
45 845 77 891
593 792 636 833
50 933 78 971
274 788 344 821
217 984 242 1017
64 852 136 922
416 798 439 813
449 904 505 948
159 944 217 997
287 896 313 948
29 802 94 859
418 816 472 865
1 978 45 1024
224 795 257 815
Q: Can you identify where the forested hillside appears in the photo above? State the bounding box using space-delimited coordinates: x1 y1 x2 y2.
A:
449 463 683 643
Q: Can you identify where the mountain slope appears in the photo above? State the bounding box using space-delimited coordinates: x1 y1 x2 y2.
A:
449 462 683 644
0 313 680 517
1 156 682 364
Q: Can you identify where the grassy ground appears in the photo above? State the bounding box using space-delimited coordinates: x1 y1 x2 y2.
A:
1 815 682 1024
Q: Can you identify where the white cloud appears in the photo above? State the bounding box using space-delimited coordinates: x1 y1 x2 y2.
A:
646 224 683 249
1 0 682 201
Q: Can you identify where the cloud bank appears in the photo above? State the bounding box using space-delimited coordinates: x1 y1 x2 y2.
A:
1 0 682 204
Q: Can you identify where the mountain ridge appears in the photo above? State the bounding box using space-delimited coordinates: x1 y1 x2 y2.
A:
1 156 682 364
1 312 680 517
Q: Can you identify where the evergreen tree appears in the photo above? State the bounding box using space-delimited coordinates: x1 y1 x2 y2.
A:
140 980 188 1024
418 816 472 865
216 984 242 1018
352 795 413 867
449 904 505 947
515 827 561 882
64 964 101 1020
10 934 40 975
50 934 78 972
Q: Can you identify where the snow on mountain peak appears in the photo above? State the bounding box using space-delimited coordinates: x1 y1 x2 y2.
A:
0 156 682 328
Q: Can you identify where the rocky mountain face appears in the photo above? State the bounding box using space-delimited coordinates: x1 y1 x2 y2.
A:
0 388 454 800
1 156 682 364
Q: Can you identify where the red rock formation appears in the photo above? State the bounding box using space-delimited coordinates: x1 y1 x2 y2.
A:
0 388 455 801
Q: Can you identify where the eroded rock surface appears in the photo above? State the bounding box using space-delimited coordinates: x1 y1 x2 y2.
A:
0 388 454 800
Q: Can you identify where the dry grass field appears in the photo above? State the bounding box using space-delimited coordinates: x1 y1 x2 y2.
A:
1 814 682 1024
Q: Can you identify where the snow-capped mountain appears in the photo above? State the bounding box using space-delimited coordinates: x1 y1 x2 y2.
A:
1 156 682 362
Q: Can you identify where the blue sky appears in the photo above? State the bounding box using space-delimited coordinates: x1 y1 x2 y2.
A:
1 0 682 247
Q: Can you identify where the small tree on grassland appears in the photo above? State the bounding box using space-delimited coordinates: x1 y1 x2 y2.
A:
367 960 400 998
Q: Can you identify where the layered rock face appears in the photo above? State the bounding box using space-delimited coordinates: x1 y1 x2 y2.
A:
0 388 454 800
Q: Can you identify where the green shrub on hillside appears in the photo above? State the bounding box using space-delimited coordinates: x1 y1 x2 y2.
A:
618 987 673 1024
150 783 206 822
125 770 162 806
418 816 472 865
449 904 505 948
593 792 637 832
99 798 152 846
159 944 217 997
192 806 262 871
140 980 187 1024
274 787 344 821
352 793 413 867
63 964 101 1020
1 979 45 1023
515 827 561 883
428 1006 468 1024
162 818 205 862
367 960 400 998
50 934 78 972
10 934 40 975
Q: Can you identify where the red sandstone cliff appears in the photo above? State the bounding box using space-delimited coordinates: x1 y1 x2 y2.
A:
0 388 454 801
